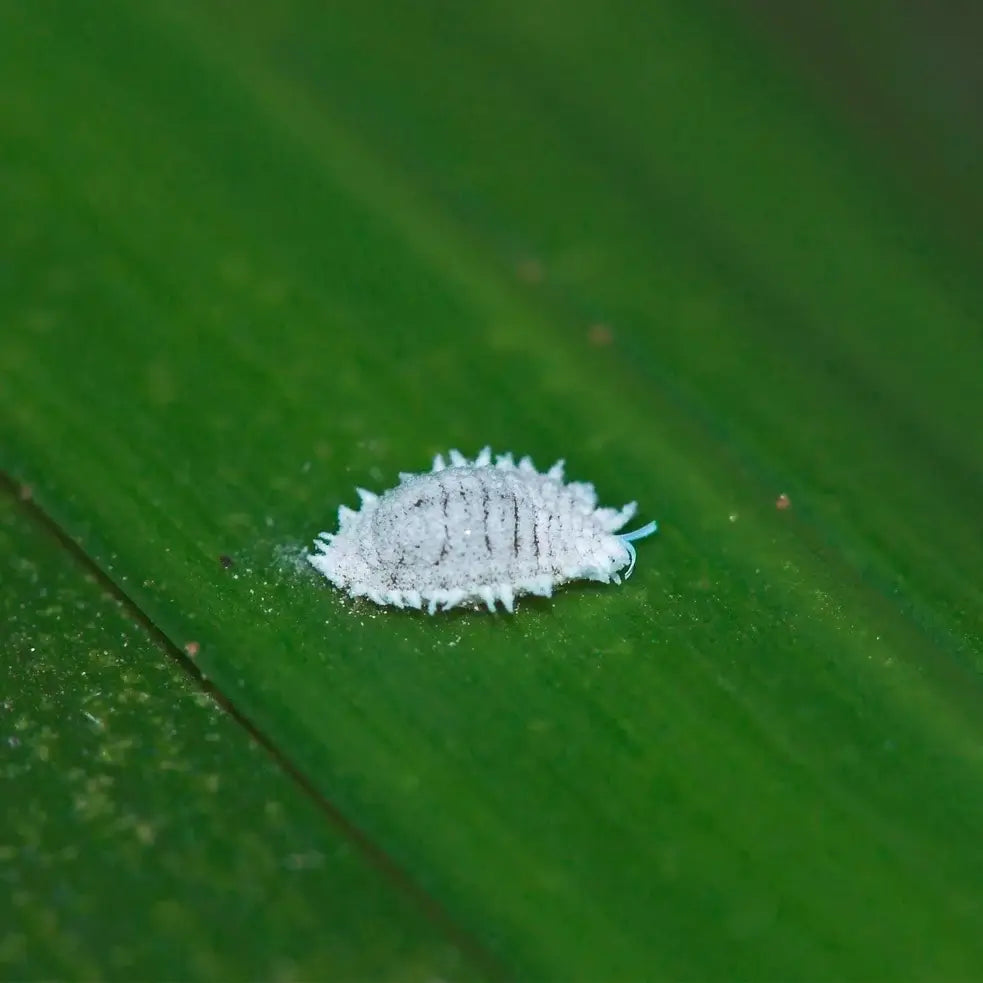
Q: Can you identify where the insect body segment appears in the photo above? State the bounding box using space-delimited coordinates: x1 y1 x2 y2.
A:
308 448 658 614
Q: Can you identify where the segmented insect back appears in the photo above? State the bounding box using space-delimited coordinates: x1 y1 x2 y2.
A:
308 448 658 613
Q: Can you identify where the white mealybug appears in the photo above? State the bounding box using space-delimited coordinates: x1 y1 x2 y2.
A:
307 447 658 615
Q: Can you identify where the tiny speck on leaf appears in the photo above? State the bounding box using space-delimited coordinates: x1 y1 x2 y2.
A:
184 641 200 657
588 323 613 346
515 258 545 284
776 493 791 510
219 554 234 569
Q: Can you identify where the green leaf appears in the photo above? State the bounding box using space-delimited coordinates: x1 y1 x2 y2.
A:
0 490 487 981
2 0 982 979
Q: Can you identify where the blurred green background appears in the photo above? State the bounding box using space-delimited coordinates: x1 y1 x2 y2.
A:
2 1 982 979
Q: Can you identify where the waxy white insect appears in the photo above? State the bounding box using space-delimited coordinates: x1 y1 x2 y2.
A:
307 447 658 614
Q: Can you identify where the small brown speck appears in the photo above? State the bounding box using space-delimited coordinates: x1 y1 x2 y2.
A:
515 258 545 284
219 554 234 569
184 641 200 658
776 493 791 511
588 323 613 346
18 484 33 501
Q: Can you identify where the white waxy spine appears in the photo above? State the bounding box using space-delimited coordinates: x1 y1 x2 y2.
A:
307 448 658 614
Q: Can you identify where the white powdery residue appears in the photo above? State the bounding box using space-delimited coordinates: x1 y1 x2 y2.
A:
274 541 314 575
